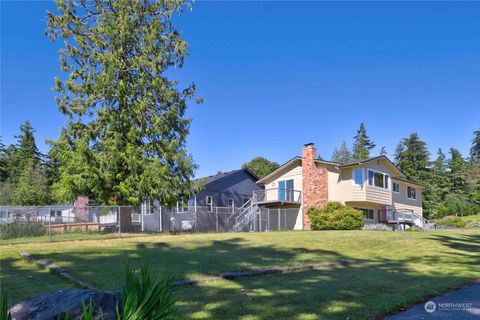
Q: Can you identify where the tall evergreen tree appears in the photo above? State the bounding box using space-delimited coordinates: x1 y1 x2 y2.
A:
331 140 352 164
394 132 430 182
430 148 449 208
448 148 469 195
15 120 41 169
379 146 387 155
11 160 51 205
47 0 199 205
470 129 480 162
352 123 376 160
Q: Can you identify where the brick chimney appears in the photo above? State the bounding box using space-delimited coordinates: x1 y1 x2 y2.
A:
74 195 89 222
301 143 328 229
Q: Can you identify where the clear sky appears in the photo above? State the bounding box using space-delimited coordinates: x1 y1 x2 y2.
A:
1 1 479 178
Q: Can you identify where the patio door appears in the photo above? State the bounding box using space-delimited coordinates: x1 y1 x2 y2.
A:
278 179 294 201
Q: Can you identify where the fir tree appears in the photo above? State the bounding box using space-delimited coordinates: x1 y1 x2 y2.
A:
46 0 200 205
352 123 376 160
394 132 430 182
470 129 480 162
15 120 41 169
332 140 352 164
448 148 469 195
379 146 387 155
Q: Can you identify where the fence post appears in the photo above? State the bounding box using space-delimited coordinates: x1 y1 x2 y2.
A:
216 208 218 233
48 206 51 242
118 206 121 236
278 208 281 230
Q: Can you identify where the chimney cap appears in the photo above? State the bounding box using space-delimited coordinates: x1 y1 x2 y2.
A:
303 142 315 148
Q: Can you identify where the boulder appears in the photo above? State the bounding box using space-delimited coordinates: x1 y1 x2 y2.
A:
9 288 121 320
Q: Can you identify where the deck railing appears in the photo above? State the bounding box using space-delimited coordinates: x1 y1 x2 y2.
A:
253 188 302 204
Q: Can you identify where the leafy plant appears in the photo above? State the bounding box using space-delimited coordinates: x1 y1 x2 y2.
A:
120 264 176 320
308 202 364 230
1 290 12 320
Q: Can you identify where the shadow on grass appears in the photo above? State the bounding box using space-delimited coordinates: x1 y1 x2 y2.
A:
2 232 480 319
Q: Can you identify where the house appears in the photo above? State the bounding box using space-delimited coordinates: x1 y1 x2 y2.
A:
254 143 428 230
191 168 264 210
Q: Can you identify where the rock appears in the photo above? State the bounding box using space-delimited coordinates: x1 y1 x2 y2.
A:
9 288 121 320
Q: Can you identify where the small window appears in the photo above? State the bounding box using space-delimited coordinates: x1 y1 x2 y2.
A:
407 186 417 200
393 183 400 193
206 196 213 212
228 198 234 212
177 199 188 213
353 168 364 185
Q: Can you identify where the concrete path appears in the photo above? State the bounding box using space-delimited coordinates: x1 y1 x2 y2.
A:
385 281 480 319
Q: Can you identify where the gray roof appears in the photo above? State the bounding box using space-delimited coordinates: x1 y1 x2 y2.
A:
196 168 259 186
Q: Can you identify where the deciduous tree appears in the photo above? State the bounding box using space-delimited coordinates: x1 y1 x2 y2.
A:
242 157 279 179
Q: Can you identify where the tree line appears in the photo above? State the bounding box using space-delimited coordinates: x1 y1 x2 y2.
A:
331 123 480 219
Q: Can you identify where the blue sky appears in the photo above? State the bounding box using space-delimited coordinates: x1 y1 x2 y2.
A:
1 1 479 178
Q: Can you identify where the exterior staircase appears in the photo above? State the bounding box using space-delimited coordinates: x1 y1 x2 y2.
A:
232 196 259 232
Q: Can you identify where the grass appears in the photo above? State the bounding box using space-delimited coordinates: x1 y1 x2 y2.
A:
435 214 480 228
1 230 479 319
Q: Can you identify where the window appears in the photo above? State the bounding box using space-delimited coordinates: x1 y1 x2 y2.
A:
278 179 294 201
177 199 188 213
206 196 213 212
407 186 417 200
228 198 234 212
353 168 364 185
355 208 375 220
393 182 400 193
367 169 389 189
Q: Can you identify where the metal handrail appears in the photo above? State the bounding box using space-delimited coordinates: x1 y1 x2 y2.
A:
252 188 302 203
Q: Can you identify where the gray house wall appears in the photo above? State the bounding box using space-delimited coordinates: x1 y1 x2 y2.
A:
195 170 263 208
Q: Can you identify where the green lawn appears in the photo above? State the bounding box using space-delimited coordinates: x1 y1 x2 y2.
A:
1 230 479 319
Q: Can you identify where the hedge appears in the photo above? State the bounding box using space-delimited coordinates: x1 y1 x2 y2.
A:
307 201 364 230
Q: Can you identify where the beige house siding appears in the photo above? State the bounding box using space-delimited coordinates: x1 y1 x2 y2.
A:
392 179 423 216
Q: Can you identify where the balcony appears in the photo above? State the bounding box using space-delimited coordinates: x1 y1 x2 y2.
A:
253 188 302 206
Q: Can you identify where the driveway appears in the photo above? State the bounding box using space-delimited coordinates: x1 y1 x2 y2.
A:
385 281 480 319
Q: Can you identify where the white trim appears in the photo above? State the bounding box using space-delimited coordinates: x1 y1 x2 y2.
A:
406 186 417 200
367 168 390 190
392 182 400 194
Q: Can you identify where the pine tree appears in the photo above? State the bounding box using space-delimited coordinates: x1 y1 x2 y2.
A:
15 120 41 169
470 129 480 162
331 140 352 164
379 146 387 155
430 149 449 210
46 0 199 205
352 123 376 160
448 148 469 195
394 132 430 182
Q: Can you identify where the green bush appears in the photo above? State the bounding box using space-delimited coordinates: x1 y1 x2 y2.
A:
307 202 364 230
0 222 46 240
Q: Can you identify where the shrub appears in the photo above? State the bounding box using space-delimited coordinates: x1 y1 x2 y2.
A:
0 222 46 240
466 221 480 229
307 202 364 230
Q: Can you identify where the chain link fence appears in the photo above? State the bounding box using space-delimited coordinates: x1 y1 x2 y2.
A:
0 205 302 241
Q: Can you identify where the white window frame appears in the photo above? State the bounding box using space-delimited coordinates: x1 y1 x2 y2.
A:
367 169 390 190
392 182 400 194
352 168 364 186
406 186 417 200
206 196 213 212
176 198 188 213
228 198 234 212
